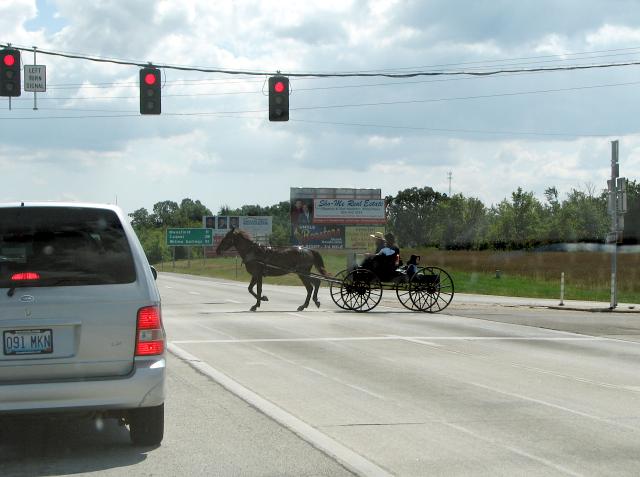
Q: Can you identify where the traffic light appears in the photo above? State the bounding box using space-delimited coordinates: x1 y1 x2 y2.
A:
269 76 289 121
0 49 21 97
139 67 161 115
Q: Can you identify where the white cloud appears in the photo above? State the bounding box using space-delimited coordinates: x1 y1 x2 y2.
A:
586 24 640 47
0 0 638 217
366 135 403 148
533 34 570 56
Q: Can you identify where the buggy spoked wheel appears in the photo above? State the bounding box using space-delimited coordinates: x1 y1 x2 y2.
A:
409 267 454 313
341 268 382 312
330 269 351 310
395 277 418 310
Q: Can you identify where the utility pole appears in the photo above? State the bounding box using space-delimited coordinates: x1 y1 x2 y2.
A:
447 171 452 196
607 140 627 309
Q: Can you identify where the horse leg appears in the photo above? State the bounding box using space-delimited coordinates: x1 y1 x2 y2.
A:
248 276 257 298
248 276 258 311
297 274 313 311
248 276 260 311
311 277 321 308
248 275 268 307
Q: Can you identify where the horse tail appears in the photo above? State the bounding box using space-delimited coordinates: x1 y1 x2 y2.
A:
311 250 331 277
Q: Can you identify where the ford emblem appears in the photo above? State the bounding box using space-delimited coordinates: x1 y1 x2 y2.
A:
19 295 35 303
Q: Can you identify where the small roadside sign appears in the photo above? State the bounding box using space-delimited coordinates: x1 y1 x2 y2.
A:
166 228 213 246
24 65 46 92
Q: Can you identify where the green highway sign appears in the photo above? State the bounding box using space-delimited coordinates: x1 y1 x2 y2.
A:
166 228 213 246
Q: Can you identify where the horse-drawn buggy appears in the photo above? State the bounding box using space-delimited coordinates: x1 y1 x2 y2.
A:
329 262 454 313
216 228 454 313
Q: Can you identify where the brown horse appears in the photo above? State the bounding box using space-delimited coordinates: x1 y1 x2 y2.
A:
216 228 330 311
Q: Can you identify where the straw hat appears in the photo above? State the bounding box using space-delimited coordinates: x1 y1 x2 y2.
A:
370 231 385 240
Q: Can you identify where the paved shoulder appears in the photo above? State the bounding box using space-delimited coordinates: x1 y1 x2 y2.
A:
0 354 355 477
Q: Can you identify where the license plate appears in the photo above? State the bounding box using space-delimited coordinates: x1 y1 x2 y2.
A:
3 329 53 355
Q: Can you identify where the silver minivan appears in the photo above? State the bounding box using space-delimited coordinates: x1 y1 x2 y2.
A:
0 202 165 446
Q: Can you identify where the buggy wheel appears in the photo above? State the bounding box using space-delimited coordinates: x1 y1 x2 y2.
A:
395 277 418 310
341 268 382 312
409 267 454 313
330 269 351 310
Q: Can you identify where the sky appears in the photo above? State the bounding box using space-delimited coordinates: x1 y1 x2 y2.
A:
1 0 640 217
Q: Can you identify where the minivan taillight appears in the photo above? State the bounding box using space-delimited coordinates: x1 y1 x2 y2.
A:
136 306 165 356
11 272 41 281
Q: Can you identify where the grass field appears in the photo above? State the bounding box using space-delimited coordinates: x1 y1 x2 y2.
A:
156 248 640 304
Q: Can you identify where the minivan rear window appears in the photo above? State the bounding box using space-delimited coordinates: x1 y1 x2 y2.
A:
0 207 136 288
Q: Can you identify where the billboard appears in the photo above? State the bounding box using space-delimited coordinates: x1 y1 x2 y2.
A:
202 215 272 236
203 215 272 257
290 188 385 249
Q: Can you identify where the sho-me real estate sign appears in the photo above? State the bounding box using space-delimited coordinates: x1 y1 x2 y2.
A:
313 199 386 224
290 187 385 249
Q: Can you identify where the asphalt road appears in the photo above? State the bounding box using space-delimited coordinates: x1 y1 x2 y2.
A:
3 271 640 476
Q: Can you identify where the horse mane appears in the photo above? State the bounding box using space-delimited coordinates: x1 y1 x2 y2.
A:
235 229 254 242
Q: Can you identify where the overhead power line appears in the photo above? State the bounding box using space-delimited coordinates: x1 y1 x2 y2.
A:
0 109 624 139
4 43 640 78
8 79 635 106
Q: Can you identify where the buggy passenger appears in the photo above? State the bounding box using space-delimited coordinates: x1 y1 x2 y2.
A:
361 232 401 281
406 254 420 279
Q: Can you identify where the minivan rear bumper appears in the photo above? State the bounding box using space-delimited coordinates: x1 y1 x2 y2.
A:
0 357 165 413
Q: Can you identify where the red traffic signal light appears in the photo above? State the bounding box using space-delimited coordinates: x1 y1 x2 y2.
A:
139 67 161 115
0 49 21 97
144 73 157 85
268 76 289 121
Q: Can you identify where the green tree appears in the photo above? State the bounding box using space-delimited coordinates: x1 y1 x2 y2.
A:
179 198 211 225
386 186 445 247
487 188 545 248
557 187 607 242
152 200 180 227
464 197 490 249
134 227 170 264
129 207 154 231
542 186 562 243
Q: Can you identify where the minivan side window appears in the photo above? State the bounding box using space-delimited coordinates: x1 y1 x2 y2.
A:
0 207 136 288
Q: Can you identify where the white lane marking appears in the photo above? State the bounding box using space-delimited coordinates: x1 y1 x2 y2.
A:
168 343 393 477
171 336 608 344
469 381 640 433
399 336 640 394
287 312 308 319
444 421 583 477
161 275 247 288
187 324 388 400
394 336 445 348
225 299 242 304
173 334 640 395
253 346 388 402
165 286 173 289
410 340 443 347
193 323 239 340
188 291 200 295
